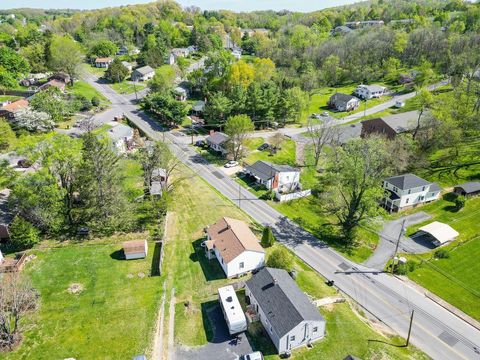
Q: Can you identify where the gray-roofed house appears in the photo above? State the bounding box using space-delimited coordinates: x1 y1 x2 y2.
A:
334 123 362 144
206 131 229 155
361 111 422 139
192 100 205 115
121 61 133 72
244 160 301 192
174 86 188 101
245 267 326 354
383 174 441 212
107 122 134 154
354 84 386 99
132 66 155 82
328 93 360 112
454 182 480 198
0 189 12 240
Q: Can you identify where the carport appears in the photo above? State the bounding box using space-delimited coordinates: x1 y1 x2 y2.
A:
418 221 459 247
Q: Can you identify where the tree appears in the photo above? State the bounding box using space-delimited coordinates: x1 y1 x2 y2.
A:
276 87 309 126
266 247 294 272
326 137 391 243
20 43 47 73
8 216 40 250
0 47 29 77
149 65 176 93
29 87 72 122
139 34 167 68
10 108 54 132
412 88 434 140
252 58 276 83
0 273 38 350
49 35 83 85
204 92 231 127
226 60 254 90
261 226 276 248
89 39 118 58
104 58 129 83
320 55 342 86
224 114 254 161
0 119 15 151
0 68 18 95
142 92 188 127
454 195 466 211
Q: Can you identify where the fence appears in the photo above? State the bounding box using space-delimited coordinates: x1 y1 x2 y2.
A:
275 189 312 202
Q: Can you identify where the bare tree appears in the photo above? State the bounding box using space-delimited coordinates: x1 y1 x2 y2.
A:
306 119 335 167
0 273 38 350
268 132 285 154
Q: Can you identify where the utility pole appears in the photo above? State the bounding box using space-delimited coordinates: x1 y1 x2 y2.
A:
406 309 415 347
391 218 406 274
191 117 194 145
133 80 138 103
238 182 241 208
363 98 368 117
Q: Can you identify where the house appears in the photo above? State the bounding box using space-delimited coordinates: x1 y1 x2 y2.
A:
174 86 188 101
132 66 155 82
117 45 129 56
382 174 441 212
122 61 133 72
453 182 480 198
345 20 384 29
417 222 459 247
123 240 148 260
231 48 242 60
38 79 66 92
328 93 360 112
49 72 71 84
354 84 386 100
204 217 265 278
106 122 134 154
95 57 113 68
168 48 190 65
245 267 326 354
0 99 29 119
361 111 421 139
244 161 300 192
0 189 12 241
332 25 352 35
206 131 229 155
191 100 205 116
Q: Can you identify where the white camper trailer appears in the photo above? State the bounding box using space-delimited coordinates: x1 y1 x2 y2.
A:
218 285 247 335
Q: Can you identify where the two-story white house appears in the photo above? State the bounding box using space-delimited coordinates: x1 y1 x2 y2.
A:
244 161 301 193
204 217 265 278
354 84 386 100
382 174 441 212
245 267 326 355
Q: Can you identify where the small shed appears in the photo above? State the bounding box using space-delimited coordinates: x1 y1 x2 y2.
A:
418 221 459 247
454 182 480 197
123 240 148 260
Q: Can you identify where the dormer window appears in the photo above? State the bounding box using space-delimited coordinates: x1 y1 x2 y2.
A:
408 189 411 194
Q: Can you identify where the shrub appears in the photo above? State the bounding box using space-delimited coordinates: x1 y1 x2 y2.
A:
261 189 275 201
266 247 294 272
9 216 41 250
454 195 466 211
261 226 276 248
434 249 450 259
77 95 93 111
91 96 100 107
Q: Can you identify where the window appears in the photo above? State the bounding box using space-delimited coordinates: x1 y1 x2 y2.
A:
422 186 426 191
290 335 296 341
406 198 409 204
239 262 244 269
313 327 318 332
408 189 411 194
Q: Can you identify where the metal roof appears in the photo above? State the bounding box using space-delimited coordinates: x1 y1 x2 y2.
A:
454 182 480 194
246 268 324 338
419 222 459 245
133 65 154 75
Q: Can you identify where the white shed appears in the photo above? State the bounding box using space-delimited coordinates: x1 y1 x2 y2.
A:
123 240 148 260
418 221 459 247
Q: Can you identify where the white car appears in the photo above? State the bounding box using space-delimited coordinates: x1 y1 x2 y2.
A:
239 352 263 360
224 160 239 168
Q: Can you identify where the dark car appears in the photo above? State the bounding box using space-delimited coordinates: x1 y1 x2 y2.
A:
195 140 206 147
257 143 270 151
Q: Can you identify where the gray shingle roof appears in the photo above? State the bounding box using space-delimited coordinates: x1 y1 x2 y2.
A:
329 93 359 107
107 123 134 142
206 132 229 145
245 161 298 181
246 267 324 338
382 111 421 133
364 84 385 92
133 66 154 76
455 182 480 194
430 182 441 192
385 174 431 190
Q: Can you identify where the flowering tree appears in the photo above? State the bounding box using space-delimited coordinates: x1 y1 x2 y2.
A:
11 108 55 132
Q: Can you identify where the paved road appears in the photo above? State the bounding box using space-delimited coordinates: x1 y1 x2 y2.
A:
83 74 480 360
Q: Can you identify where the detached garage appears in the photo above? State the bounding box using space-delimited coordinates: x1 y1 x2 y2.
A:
454 182 480 198
123 240 148 260
418 222 459 247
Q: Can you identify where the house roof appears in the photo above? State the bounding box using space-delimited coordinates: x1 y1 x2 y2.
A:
245 161 298 181
430 182 441 192
174 86 187 94
246 267 324 338
329 93 359 106
192 100 205 112
107 123 134 142
95 57 113 63
134 65 155 75
335 123 362 144
454 182 480 194
359 84 385 92
121 61 132 67
149 181 162 196
1 99 29 113
38 79 66 92
384 174 431 190
418 221 459 245
0 189 12 225
123 240 147 255
206 217 264 264
206 132 229 145
381 111 421 133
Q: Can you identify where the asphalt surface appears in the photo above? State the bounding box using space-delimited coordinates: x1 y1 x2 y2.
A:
83 73 480 360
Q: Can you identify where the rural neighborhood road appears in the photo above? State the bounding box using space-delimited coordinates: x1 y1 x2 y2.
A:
83 73 480 360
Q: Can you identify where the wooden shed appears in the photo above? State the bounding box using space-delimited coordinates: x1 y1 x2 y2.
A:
123 240 148 260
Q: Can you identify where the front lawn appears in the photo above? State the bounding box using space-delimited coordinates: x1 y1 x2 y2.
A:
244 138 297 166
2 233 164 359
68 81 109 105
110 81 146 95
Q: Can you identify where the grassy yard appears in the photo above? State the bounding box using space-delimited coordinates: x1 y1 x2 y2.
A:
110 81 146 95
164 172 426 359
68 81 109 105
400 195 480 320
2 234 164 360
82 63 108 77
244 138 297 166
0 95 22 102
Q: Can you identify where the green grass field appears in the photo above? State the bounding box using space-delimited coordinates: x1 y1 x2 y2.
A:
165 170 426 359
68 81 109 105
0 95 22 102
402 196 480 320
110 81 146 95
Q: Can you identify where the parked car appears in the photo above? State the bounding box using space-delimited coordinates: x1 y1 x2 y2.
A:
224 160 239 168
257 143 270 151
310 113 321 119
239 352 264 360
195 139 206 147
321 111 330 116
395 101 405 108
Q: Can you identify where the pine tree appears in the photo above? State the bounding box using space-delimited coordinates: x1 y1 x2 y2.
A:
261 226 276 248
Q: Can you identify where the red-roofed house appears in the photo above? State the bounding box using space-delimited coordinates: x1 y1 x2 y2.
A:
0 99 29 119
95 57 113 68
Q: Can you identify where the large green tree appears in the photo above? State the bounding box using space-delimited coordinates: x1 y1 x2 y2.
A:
104 58 129 83
224 114 254 161
49 35 83 85
0 47 29 77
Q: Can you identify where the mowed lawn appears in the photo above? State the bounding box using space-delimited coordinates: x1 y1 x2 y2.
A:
111 81 146 95
165 167 426 359
68 80 109 105
3 233 164 360
404 196 480 320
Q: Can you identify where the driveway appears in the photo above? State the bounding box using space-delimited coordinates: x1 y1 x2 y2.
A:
176 305 253 360
363 211 432 270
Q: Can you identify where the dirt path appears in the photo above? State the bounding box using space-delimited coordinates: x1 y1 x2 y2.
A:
151 281 167 360
167 288 176 360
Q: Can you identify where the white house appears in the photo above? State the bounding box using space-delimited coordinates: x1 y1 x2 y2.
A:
246 267 326 355
244 161 301 193
131 66 155 82
123 240 148 260
121 61 133 72
204 217 265 278
354 84 386 99
328 93 360 112
206 131 229 155
383 174 441 212
107 122 134 154
95 57 113 68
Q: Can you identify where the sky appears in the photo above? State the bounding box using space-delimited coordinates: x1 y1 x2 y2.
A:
0 0 359 12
